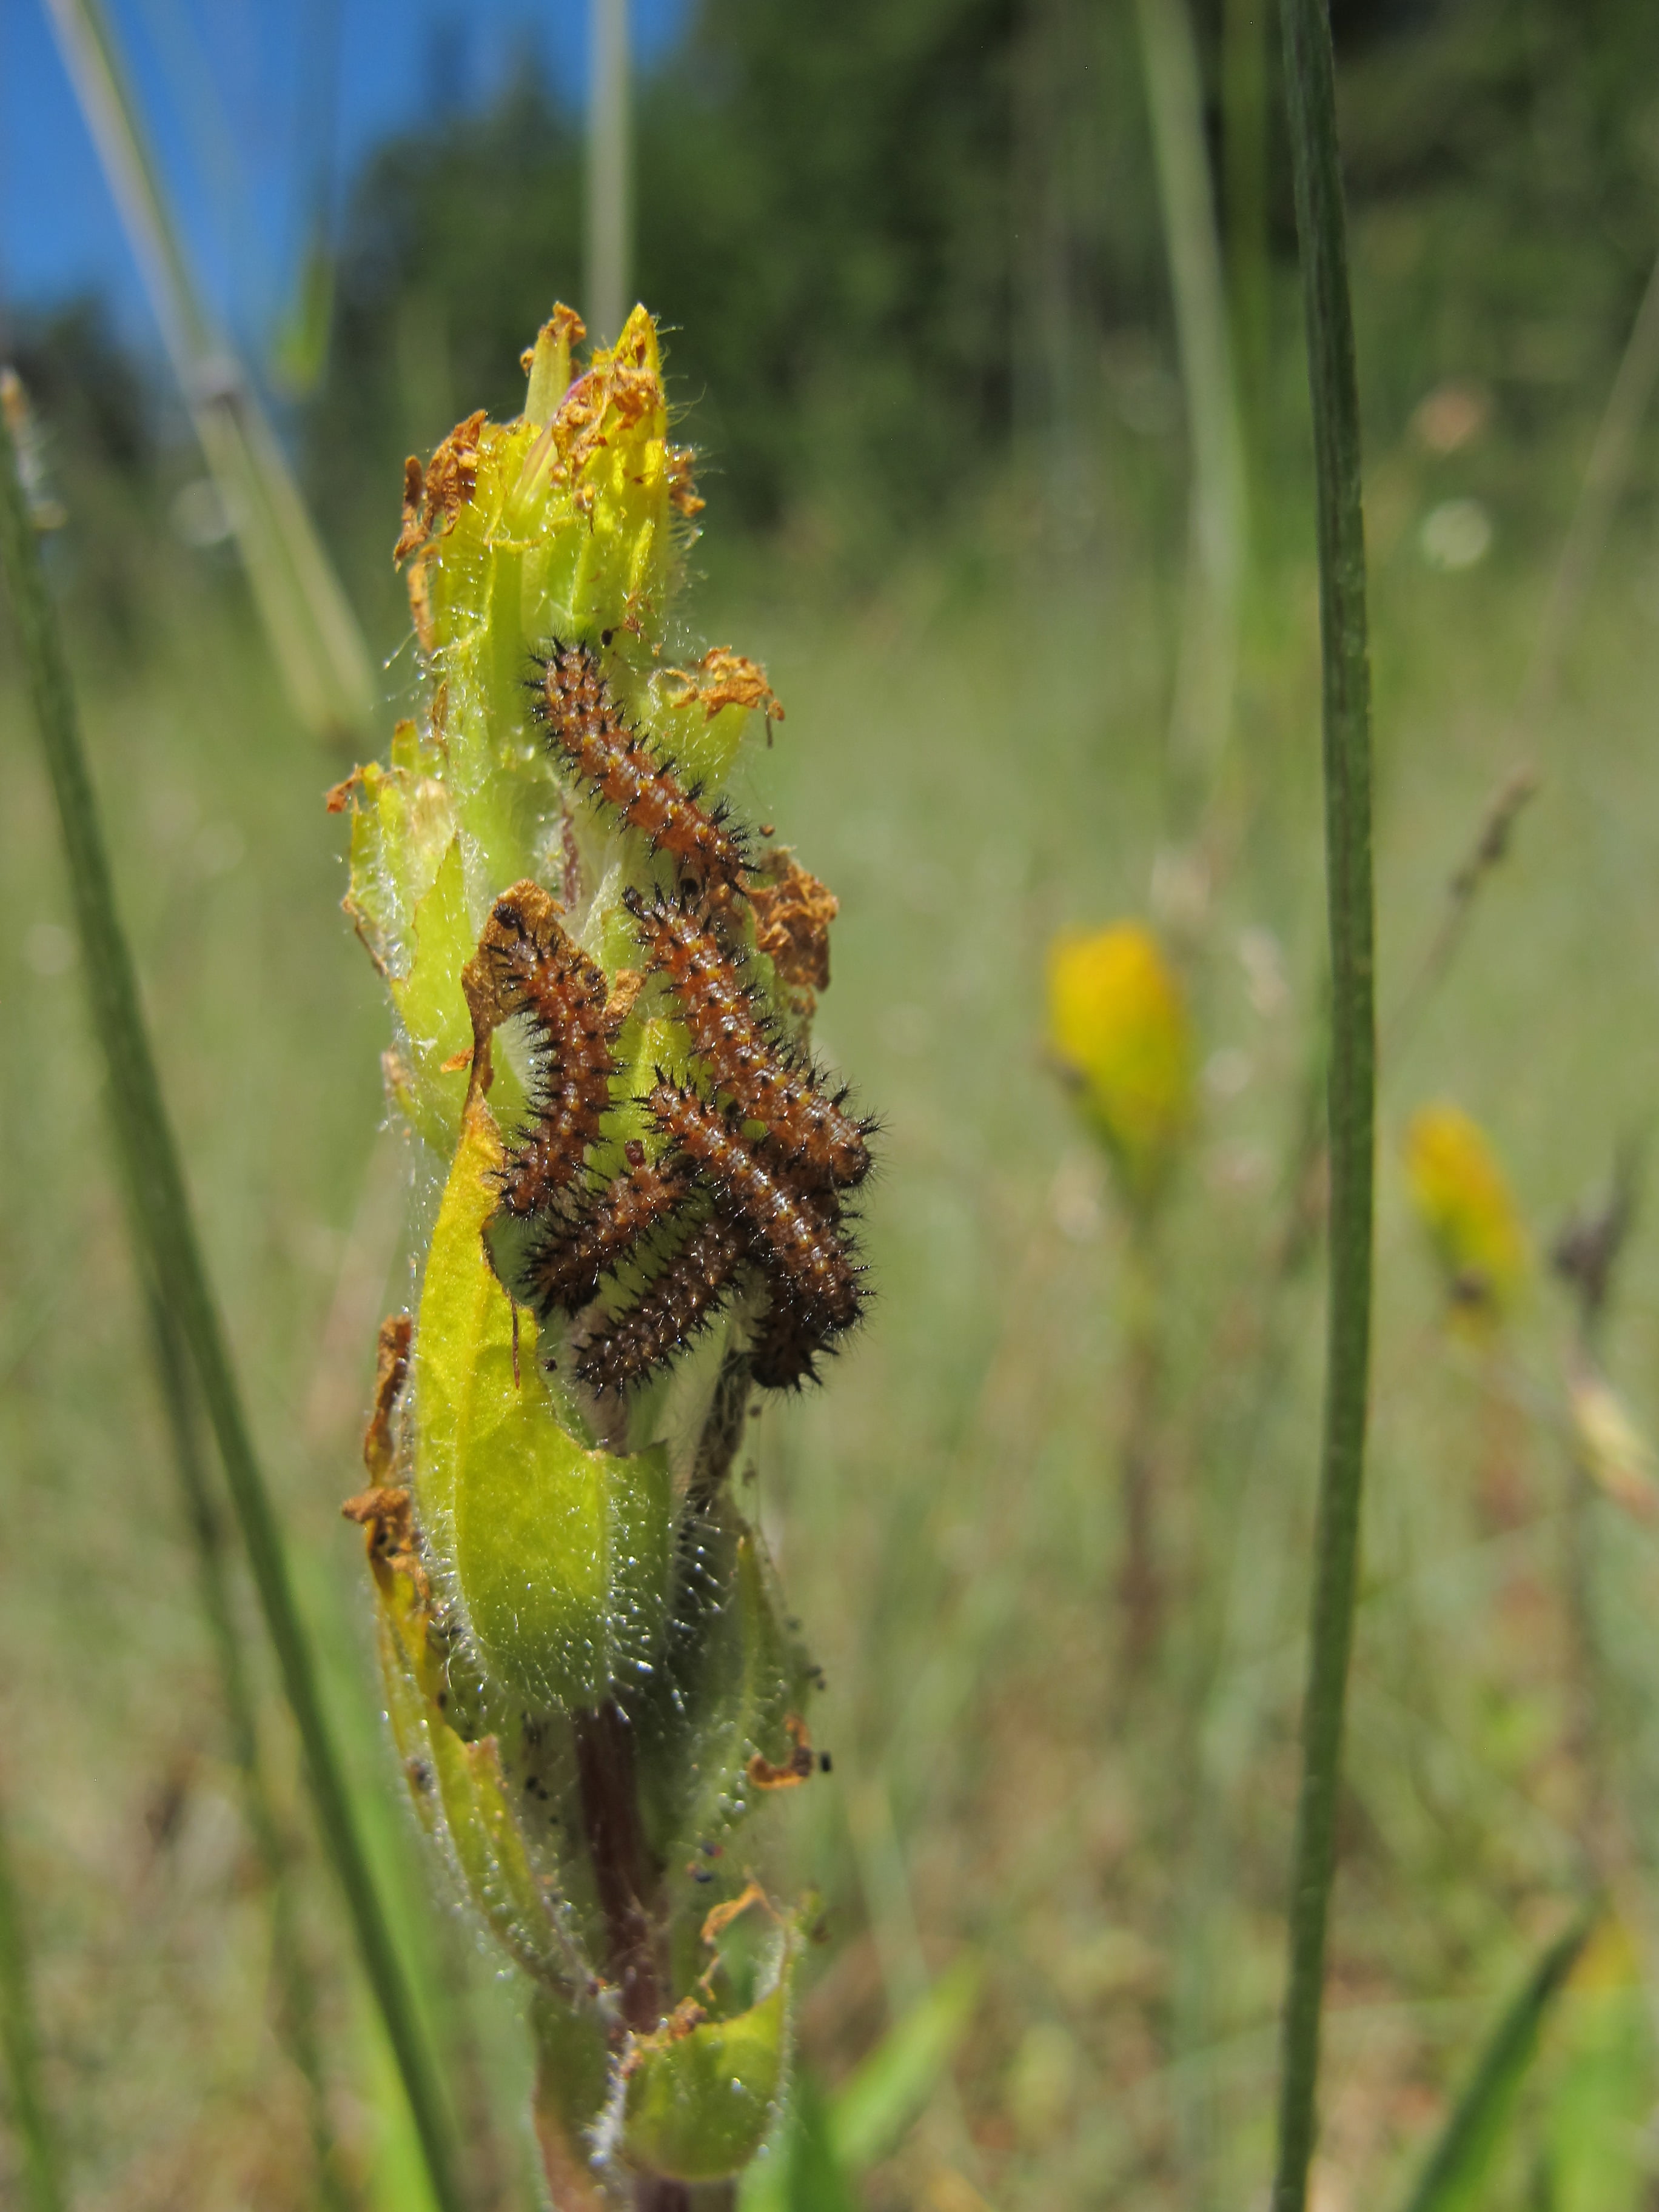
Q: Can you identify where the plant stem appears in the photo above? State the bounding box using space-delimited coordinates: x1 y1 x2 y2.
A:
0 405 464 2212
572 1702 662 2039
1118 1213 1165 1672
687 1348 753 1514
1270 3 1376 2208
0 1785 65 2212
571 1703 687 2210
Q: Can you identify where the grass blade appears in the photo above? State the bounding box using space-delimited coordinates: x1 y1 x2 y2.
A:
830 1956 980 2173
1400 1910 1597 2212
1135 0 1247 800
1270 2 1378 2207
586 0 632 347
0 399 464 2212
1222 0 1272 459
41 0 375 740
1520 247 1659 730
0 1788 66 2212
140 1276 354 2209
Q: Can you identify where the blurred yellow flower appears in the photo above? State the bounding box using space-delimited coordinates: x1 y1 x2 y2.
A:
1403 1102 1530 1332
1047 923 1193 1205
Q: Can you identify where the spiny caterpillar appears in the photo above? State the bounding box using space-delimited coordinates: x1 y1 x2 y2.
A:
646 1081 864 1336
533 641 751 904
623 888 873 1190
574 1212 746 1396
466 706 870 1392
749 1288 836 1394
461 883 619 1217
522 1144 690 1319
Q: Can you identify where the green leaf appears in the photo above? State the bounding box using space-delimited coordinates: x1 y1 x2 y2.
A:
426 1728 571 1986
639 1503 814 1879
1400 1908 1598 2212
1545 1920 1654 2212
739 2068 859 2212
733 1957 979 2208
415 1099 674 1709
622 1971 792 2183
369 1540 590 1992
831 1955 981 2172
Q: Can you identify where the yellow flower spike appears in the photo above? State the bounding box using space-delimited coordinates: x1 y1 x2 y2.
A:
333 309 860 2194
1047 922 1194 1208
1403 1103 1531 1335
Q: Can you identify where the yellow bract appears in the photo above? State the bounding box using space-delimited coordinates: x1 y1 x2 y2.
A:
414 1097 673 1709
1403 1102 1530 1333
1047 923 1193 1205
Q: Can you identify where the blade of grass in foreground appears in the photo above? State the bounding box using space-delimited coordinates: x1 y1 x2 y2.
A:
1399 1909 1597 2212
1134 0 1246 802
1270 1 1377 2207
586 0 632 347
0 403 464 2212
0 1787 65 2212
42 0 374 742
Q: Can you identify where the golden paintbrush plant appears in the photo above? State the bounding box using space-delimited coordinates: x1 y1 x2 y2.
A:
1047 920 1193 1211
332 304 873 2203
1404 1101 1530 1338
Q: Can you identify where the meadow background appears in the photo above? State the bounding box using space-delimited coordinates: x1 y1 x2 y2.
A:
7 1 1659 2207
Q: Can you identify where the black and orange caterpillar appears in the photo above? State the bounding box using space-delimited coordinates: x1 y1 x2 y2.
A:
531 642 751 908
475 649 871 1395
622 890 873 1190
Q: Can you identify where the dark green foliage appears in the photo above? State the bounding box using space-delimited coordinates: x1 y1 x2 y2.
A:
320 80 586 485
312 3 1028 538
306 0 1659 573
2 301 154 483
1335 0 1659 443
632 0 1018 527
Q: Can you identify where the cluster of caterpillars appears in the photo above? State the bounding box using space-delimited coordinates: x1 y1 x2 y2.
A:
460 640 872 1397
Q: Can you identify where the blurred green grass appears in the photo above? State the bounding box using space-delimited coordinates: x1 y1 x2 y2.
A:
7 372 1659 2210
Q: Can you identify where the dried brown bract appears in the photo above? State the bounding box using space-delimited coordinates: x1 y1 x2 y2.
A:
749 849 837 999
665 647 782 725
